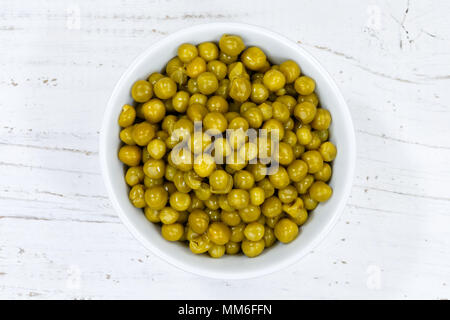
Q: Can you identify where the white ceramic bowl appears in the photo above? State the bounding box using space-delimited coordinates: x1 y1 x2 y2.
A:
100 23 356 279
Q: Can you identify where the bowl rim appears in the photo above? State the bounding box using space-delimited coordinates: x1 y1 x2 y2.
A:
100 22 356 279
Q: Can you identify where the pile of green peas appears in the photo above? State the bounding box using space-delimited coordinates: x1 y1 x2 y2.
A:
117 34 337 258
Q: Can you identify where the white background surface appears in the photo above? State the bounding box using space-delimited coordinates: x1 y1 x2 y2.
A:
0 0 449 300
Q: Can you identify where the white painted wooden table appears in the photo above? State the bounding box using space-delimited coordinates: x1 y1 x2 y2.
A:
1 0 449 300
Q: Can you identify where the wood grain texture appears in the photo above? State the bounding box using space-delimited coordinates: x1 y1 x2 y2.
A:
0 0 449 299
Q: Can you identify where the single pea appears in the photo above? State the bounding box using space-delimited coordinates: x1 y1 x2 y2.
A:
274 218 299 243
144 176 163 188
220 210 241 227
249 187 265 206
227 189 250 210
177 43 198 63
184 170 202 190
296 127 313 145
129 184 146 208
118 104 136 127
312 108 332 130
219 34 245 56
203 112 228 133
246 163 266 182
258 102 273 121
230 223 245 242
131 122 154 146
282 130 298 147
238 204 261 223
147 139 166 160
287 159 308 182
262 196 283 218
188 209 210 234
161 223 184 241
186 103 208 123
295 175 315 194
241 47 267 71
120 125 135 145
301 150 324 173
277 142 294 166
208 222 231 245
233 170 255 190
309 181 333 202
243 107 263 129
282 197 304 219
119 145 142 166
262 119 285 140
294 102 317 124
268 166 290 189
189 93 208 106
294 76 315 95
290 208 308 226
207 60 228 80
302 193 318 210
251 83 270 104
170 191 192 211
293 143 305 158
193 154 216 178
278 185 298 204
241 239 265 258
263 227 276 247
263 69 286 92
189 233 212 254
298 92 319 107
315 163 332 182
144 207 160 223
219 51 238 64
198 42 219 61
172 91 190 113
143 158 165 179
125 166 144 186
229 77 252 102
141 99 166 124
144 186 168 210
206 95 229 113
228 116 249 131
244 222 265 241
204 194 220 210
148 72 165 86
194 182 212 201
197 72 219 95
279 60 301 83
208 244 226 258
225 241 241 254
216 78 230 99
153 77 177 100
209 170 232 192
316 129 329 142
131 80 153 103
159 207 180 224
187 78 199 94
186 57 207 78
319 141 337 162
